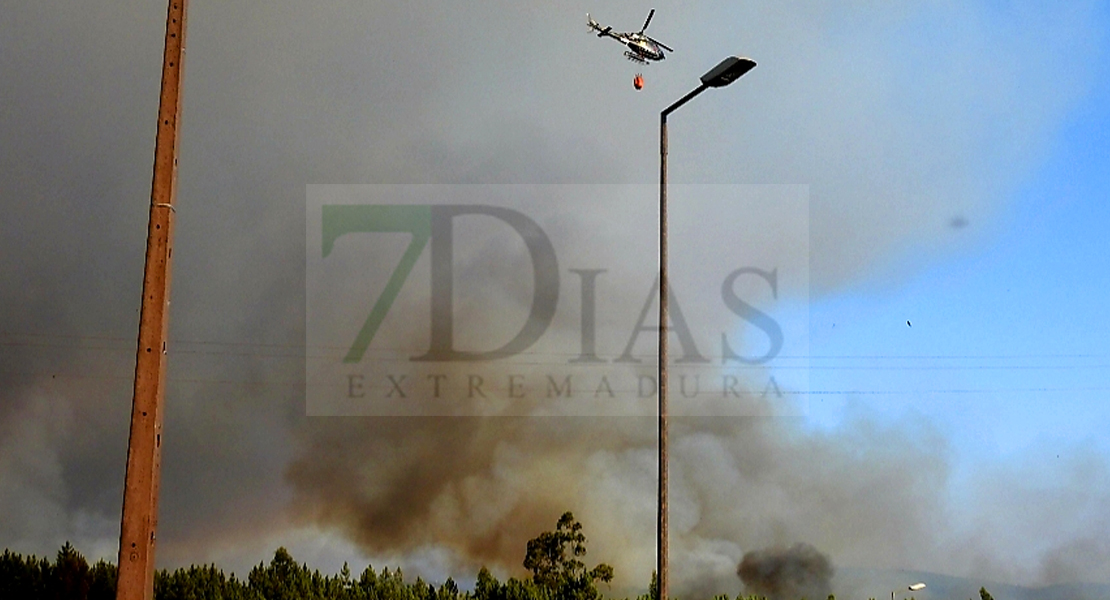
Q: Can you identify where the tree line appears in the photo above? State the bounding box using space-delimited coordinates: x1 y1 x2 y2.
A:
0 512 995 600
0 512 627 600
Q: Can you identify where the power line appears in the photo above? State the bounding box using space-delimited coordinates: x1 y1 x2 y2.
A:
3 331 1109 365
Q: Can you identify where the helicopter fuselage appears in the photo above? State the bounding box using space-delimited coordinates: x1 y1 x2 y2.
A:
588 10 673 65
625 34 665 61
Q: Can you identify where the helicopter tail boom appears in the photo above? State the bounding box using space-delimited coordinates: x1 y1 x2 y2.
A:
587 13 616 38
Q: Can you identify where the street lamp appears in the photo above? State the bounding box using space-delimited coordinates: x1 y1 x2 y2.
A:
657 55 756 600
893 582 927 600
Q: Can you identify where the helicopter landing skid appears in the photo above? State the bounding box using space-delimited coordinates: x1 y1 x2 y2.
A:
623 51 648 65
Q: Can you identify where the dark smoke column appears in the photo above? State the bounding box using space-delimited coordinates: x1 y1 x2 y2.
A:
737 543 834 600
115 2 188 600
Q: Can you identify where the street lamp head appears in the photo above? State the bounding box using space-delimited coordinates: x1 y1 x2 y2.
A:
699 56 757 88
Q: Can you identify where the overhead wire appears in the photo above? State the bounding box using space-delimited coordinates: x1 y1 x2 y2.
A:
3 331 1109 395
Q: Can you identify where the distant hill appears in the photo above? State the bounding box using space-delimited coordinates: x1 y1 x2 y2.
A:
834 568 1110 600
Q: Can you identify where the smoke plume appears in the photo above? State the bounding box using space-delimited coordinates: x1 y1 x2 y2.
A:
2 0 1109 594
738 543 834 600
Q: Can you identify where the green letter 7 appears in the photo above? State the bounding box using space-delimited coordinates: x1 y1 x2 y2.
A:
322 205 431 363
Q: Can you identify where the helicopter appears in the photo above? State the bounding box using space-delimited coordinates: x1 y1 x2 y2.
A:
587 9 673 65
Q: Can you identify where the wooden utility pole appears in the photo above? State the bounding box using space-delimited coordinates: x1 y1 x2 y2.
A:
115 2 187 600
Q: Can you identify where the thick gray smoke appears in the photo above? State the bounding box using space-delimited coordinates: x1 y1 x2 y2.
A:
2 0 1110 593
738 543 833 600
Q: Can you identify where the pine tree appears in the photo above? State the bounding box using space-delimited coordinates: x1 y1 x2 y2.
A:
52 541 90 600
88 560 117 600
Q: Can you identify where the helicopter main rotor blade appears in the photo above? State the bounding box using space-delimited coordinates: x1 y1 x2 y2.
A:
647 36 673 52
640 8 655 33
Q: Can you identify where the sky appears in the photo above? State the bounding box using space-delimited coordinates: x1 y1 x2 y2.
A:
2 0 1110 598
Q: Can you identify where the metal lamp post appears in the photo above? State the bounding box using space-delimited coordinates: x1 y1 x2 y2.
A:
657 55 756 600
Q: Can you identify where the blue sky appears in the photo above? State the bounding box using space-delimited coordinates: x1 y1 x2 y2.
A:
807 58 1110 465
